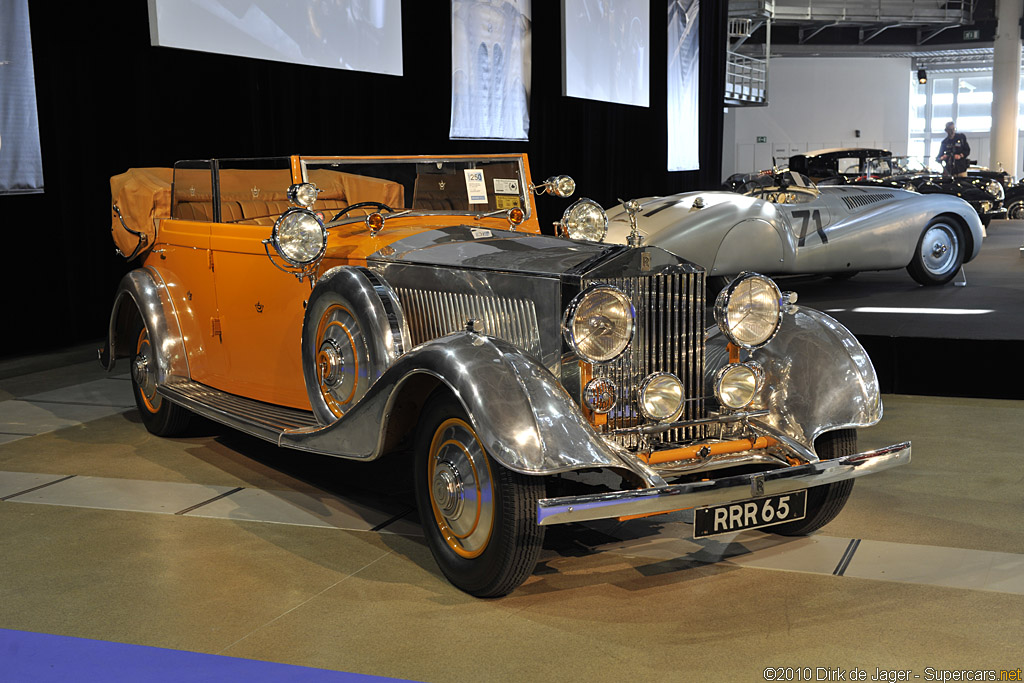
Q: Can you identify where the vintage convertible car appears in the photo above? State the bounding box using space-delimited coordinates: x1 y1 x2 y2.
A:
590 169 983 287
789 148 1007 225
102 154 910 596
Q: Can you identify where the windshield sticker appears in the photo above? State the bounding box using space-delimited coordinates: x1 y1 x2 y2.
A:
464 169 488 204
470 228 493 239
493 178 520 194
495 195 521 210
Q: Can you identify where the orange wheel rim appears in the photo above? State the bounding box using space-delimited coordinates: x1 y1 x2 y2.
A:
427 417 494 559
134 327 161 414
315 303 361 418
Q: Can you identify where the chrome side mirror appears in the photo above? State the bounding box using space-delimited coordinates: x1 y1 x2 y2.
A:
530 175 576 198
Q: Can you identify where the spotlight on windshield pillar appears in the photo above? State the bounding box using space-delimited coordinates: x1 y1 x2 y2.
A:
917 69 927 84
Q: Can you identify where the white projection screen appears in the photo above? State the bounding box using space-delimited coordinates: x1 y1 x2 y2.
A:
450 0 532 141
562 0 649 107
0 0 44 194
147 0 403 76
667 0 699 171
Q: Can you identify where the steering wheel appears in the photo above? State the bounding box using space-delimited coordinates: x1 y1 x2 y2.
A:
331 201 394 222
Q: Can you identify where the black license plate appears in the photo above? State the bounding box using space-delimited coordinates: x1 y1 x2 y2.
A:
694 490 807 538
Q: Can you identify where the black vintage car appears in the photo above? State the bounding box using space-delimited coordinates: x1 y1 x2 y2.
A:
789 148 1006 226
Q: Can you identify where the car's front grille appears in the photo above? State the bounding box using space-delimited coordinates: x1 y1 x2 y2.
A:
397 288 542 359
588 271 707 449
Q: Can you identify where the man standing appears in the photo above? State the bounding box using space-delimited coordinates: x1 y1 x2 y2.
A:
936 121 970 177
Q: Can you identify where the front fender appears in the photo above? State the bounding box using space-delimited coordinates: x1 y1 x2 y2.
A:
99 267 189 384
280 332 658 482
705 306 881 456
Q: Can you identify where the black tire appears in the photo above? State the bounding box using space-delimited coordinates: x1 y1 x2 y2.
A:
414 390 545 597
906 217 964 286
771 429 856 536
130 317 191 436
1007 199 1024 220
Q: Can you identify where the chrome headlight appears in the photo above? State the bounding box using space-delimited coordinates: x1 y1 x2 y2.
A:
714 362 764 410
638 373 684 422
559 198 608 242
583 378 617 414
714 273 783 350
563 285 635 363
271 208 327 266
288 183 320 207
537 174 576 198
984 179 1004 200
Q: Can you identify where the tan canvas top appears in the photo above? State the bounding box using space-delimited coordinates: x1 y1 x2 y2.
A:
110 168 172 259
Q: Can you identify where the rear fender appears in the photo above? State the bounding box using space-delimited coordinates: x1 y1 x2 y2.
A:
99 268 189 384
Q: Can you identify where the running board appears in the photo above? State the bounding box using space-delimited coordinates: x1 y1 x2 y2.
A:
159 380 319 444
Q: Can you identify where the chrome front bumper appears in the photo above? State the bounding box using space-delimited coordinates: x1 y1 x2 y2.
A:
536 441 911 525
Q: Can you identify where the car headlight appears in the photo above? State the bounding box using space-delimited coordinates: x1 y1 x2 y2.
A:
271 208 327 266
984 179 1004 200
714 272 783 349
559 198 608 242
583 378 617 413
638 373 684 422
563 285 634 363
287 183 320 208
714 362 764 410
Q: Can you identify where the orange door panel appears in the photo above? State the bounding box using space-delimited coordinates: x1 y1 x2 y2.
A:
209 223 311 410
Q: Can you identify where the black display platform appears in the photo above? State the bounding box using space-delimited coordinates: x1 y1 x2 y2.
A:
771 221 1024 399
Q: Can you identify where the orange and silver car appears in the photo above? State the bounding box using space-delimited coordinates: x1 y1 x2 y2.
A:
101 154 910 597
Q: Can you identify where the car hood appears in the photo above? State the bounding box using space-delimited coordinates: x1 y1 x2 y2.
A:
365 224 700 278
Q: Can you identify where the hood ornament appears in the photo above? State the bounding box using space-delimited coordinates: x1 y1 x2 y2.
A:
622 199 643 248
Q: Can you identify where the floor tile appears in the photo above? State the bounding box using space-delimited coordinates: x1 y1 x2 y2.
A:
22 377 136 409
846 539 1024 595
724 534 855 574
0 400 132 437
185 487 411 531
0 471 71 499
6 475 237 514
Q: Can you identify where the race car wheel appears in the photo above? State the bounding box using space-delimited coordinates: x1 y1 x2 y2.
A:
130 318 191 436
906 217 963 286
1007 199 1024 220
771 429 856 536
414 391 545 597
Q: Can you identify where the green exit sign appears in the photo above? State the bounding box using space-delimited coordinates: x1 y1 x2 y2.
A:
756 136 767 143
964 29 980 40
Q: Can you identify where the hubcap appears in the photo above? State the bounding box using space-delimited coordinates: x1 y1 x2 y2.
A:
317 339 344 387
432 461 465 519
134 328 160 412
921 224 958 275
428 418 495 559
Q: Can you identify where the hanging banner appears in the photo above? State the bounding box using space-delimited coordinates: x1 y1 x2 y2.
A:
667 0 700 172
450 0 531 141
0 0 44 194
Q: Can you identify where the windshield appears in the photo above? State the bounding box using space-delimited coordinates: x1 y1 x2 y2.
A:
889 156 935 175
300 156 530 219
740 170 819 204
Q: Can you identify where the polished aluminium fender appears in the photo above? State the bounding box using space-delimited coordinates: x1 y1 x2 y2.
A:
704 306 881 458
301 265 411 424
99 267 189 383
281 331 662 486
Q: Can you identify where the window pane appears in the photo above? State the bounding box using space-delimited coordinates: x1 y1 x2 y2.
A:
957 75 991 132
932 78 954 133
910 80 927 133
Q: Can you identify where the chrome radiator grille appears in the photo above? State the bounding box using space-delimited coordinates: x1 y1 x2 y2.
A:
589 271 707 449
397 288 542 358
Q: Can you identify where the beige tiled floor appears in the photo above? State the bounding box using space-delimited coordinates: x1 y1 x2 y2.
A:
1 345 1022 681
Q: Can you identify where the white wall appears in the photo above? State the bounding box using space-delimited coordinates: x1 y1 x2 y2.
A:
724 57 912 178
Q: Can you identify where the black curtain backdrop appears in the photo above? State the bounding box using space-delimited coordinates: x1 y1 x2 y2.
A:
2 1 726 358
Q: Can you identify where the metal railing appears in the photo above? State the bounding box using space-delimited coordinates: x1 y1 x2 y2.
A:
726 51 768 105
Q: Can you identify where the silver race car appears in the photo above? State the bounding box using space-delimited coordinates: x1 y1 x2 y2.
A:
561 170 984 287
